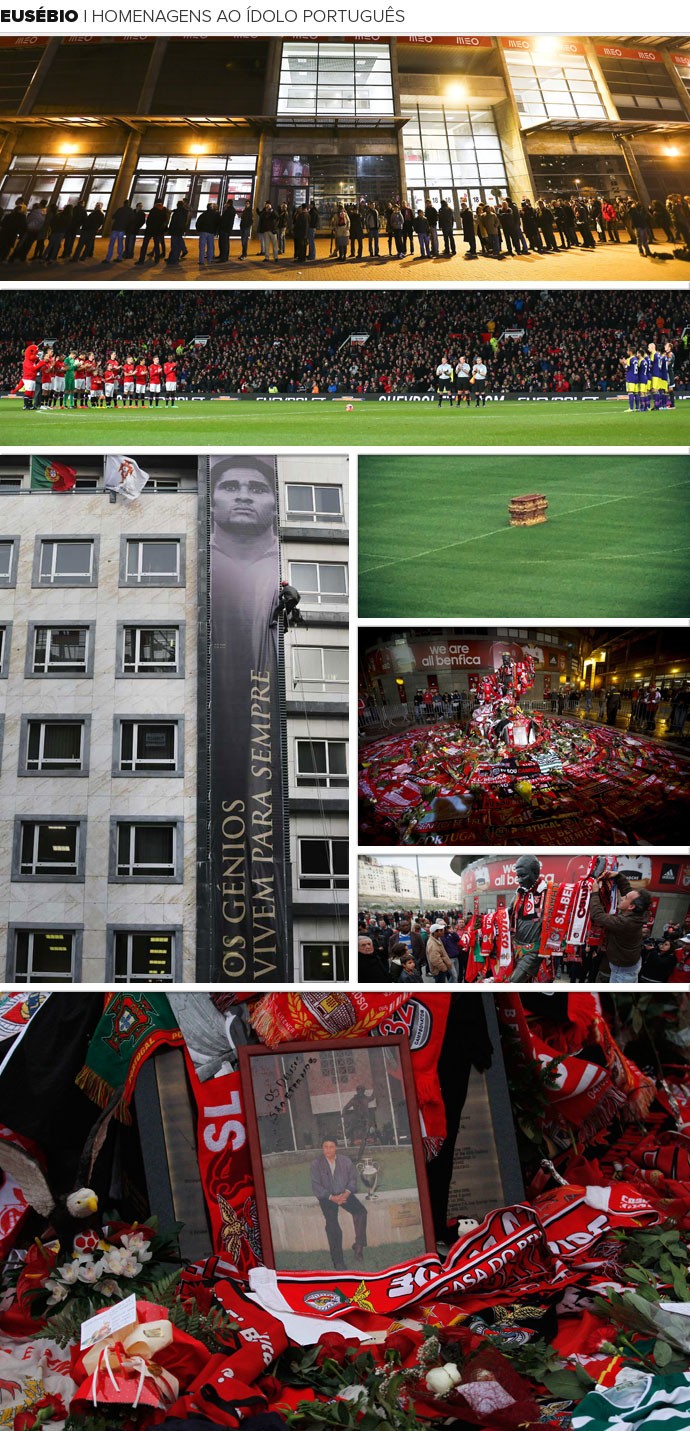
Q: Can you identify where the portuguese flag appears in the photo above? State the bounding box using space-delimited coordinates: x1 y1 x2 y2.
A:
30 457 77 492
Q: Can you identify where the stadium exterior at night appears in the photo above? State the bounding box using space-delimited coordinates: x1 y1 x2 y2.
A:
1 35 690 228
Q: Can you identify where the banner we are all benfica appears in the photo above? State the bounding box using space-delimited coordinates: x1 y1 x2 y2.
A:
208 455 287 981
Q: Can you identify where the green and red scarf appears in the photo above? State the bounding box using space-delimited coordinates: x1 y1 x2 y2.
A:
76 993 183 1119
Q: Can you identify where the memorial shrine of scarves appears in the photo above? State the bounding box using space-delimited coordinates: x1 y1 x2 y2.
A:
3 991 690 1430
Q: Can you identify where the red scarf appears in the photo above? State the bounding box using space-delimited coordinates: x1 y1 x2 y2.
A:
250 993 409 1045
184 1054 261 1274
497 994 626 1142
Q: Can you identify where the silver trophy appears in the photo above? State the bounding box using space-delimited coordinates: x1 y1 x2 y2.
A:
357 1157 380 1200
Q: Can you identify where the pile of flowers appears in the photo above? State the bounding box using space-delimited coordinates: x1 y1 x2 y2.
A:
44 1227 154 1308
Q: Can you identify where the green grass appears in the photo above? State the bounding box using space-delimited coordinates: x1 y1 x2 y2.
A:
2 397 689 446
359 454 690 618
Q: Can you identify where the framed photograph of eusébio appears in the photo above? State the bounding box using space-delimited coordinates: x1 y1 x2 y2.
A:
239 1036 436 1273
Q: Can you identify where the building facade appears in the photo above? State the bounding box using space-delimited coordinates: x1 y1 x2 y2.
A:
0 36 689 228
0 453 349 983
0 34 687 226
358 854 461 909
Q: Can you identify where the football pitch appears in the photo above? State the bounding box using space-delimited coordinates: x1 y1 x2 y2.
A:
358 455 690 618
1 397 689 446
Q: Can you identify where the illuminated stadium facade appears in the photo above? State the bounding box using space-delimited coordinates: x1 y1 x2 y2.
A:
1 36 690 229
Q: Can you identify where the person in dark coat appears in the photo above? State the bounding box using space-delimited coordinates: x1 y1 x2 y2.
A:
438 199 456 256
292 203 309 262
537 200 558 252
167 199 190 265
459 201 477 259
238 200 253 258
307 201 319 260
73 203 104 260
520 200 543 252
348 204 363 259
124 202 145 259
64 200 86 259
45 205 69 262
425 199 439 256
136 201 169 264
358 936 389 982
0 201 27 262
217 201 235 263
104 198 132 263
498 200 521 255
575 200 596 248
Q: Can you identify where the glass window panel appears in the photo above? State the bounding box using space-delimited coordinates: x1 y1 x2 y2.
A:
0 542 11 579
42 540 92 581
26 931 73 978
292 647 323 682
286 485 313 513
328 742 347 776
317 563 347 595
42 723 82 767
298 740 326 774
322 648 348 682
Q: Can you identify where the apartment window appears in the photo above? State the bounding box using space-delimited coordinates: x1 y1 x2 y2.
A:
112 820 180 881
121 536 184 585
505 49 606 125
0 475 22 491
22 718 88 774
30 625 92 676
110 929 178 981
0 624 9 678
296 738 348 786
289 561 348 603
12 927 79 982
120 625 182 676
0 538 19 587
148 477 181 492
16 820 83 879
302 941 348 981
116 719 182 775
278 41 394 118
292 646 348 690
36 537 96 586
285 483 343 522
299 837 349 889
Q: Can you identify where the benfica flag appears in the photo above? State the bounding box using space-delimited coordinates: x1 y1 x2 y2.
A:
30 457 76 492
104 454 150 502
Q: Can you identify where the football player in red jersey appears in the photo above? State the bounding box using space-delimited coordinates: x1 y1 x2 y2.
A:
148 354 163 407
134 358 149 406
122 355 136 407
163 356 177 406
104 350 121 408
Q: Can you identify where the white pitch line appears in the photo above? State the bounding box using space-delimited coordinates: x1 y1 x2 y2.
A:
360 480 690 576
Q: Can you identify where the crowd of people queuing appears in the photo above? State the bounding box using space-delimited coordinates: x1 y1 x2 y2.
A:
1 187 690 268
360 681 689 738
358 907 690 985
1 289 688 401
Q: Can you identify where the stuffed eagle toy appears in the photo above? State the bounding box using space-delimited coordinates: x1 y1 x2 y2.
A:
0 1087 123 1251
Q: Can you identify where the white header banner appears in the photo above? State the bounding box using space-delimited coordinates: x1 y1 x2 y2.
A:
1 6 688 36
